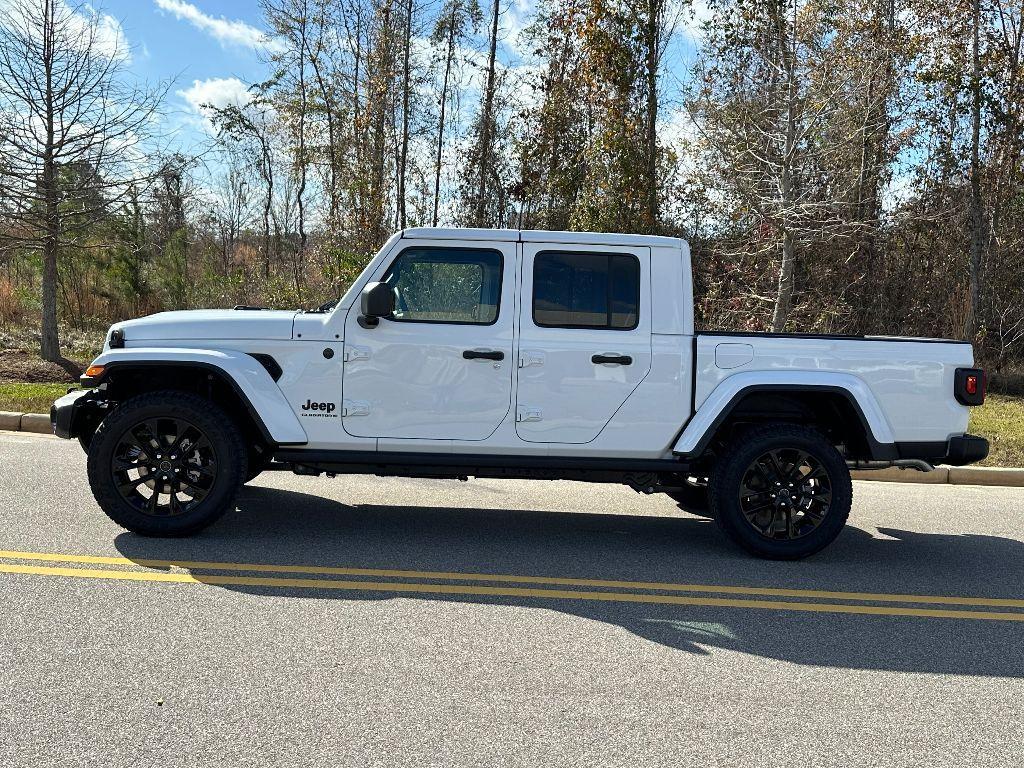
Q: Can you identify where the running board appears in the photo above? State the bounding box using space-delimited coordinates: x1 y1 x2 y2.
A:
270 449 690 484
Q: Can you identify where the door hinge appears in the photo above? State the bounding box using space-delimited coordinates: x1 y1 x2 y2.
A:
342 400 370 417
516 406 543 423
518 350 545 368
343 345 371 362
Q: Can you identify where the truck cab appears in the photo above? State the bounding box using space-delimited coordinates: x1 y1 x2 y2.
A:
52 228 989 559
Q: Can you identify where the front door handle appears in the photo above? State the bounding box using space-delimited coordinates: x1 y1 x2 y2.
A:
592 354 632 365
463 349 505 361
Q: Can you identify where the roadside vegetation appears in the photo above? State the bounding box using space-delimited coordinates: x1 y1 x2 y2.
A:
970 395 1024 468
0 382 72 414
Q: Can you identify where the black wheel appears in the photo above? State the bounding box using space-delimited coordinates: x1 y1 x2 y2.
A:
666 477 712 517
87 391 247 536
709 424 852 559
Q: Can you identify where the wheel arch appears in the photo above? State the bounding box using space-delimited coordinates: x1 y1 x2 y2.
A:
674 374 897 462
81 349 307 447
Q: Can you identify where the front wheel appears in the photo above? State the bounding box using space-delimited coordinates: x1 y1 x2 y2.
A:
709 424 852 559
86 391 247 536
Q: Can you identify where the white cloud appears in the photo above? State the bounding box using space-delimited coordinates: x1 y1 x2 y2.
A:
91 7 130 60
178 76 252 114
0 0 131 61
153 0 282 52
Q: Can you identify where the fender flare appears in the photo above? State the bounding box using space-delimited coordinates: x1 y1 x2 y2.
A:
673 371 896 460
86 348 308 445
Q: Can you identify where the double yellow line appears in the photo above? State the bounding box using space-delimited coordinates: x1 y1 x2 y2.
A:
2 548 1023 622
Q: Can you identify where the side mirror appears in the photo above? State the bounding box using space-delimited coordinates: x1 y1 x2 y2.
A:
358 282 394 328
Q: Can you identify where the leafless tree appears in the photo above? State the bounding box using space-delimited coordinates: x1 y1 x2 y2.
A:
0 0 166 373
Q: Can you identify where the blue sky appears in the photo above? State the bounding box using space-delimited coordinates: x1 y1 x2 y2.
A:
97 1 274 152
83 0 704 192
107 0 270 84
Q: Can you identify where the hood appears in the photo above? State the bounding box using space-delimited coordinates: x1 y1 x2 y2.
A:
111 309 298 343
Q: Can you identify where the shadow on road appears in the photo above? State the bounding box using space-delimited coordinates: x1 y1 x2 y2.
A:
114 484 1024 678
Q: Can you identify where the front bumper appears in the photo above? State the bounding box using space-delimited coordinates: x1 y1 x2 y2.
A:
896 434 990 467
50 389 98 439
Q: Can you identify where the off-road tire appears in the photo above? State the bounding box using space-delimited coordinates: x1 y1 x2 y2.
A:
709 424 852 559
87 390 247 536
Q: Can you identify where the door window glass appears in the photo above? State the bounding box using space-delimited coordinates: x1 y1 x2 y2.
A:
533 251 640 330
383 247 502 324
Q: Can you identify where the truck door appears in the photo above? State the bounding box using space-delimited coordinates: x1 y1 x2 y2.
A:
516 244 652 443
341 240 516 441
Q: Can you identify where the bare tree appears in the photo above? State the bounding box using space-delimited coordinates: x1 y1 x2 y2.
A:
209 96 279 280
965 0 987 340
431 0 480 226
209 159 252 273
472 0 500 225
689 0 870 331
0 0 166 373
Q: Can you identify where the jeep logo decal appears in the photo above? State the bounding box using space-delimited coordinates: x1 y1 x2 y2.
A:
300 399 337 416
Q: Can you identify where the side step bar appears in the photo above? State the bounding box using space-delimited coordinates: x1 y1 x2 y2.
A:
269 449 691 485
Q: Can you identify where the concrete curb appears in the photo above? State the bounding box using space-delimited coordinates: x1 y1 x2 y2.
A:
849 465 1024 487
19 413 53 434
851 466 949 484
4 411 1023 487
0 411 23 431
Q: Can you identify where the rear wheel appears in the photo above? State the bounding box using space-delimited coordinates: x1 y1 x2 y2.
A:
87 391 247 536
709 424 852 559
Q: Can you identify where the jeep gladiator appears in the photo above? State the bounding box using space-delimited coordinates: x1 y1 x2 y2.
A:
51 228 990 558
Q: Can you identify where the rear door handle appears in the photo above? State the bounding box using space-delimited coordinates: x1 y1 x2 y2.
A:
592 354 632 366
463 349 505 361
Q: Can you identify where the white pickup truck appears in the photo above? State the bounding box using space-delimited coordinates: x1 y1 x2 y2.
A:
51 228 989 558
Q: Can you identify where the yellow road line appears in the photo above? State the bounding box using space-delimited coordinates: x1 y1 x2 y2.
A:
1 548 1022 610
2 562 1024 622
2 561 1024 622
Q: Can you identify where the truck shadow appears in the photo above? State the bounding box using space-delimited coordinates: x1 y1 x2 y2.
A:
113 485 1024 678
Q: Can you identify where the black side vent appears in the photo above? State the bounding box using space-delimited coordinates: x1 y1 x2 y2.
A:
249 353 283 381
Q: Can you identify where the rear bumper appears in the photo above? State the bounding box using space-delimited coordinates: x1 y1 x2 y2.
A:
942 434 990 466
896 434 990 467
50 389 98 439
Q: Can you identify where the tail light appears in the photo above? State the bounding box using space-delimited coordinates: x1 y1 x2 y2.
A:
954 368 986 406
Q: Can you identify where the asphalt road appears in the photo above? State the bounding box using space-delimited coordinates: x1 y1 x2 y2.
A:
1 430 1023 768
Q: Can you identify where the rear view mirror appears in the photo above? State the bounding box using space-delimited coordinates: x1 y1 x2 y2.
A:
358 282 395 327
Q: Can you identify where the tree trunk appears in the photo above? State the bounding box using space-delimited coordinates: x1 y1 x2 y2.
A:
433 15 456 227
644 0 660 231
296 2 309 262
397 0 413 229
38 0 75 374
475 0 500 225
771 229 796 332
771 0 799 333
965 0 985 340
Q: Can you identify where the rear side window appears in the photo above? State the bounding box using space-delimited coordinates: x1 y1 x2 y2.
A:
533 251 640 330
383 247 503 325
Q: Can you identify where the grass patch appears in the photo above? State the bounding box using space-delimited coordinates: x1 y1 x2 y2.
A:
0 382 74 414
970 395 1024 468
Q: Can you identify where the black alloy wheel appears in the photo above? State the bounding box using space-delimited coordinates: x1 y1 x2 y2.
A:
737 448 832 540
709 423 852 559
111 416 218 517
87 391 247 536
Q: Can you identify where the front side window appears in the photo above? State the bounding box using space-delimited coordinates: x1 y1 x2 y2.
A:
533 251 640 330
383 247 503 325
